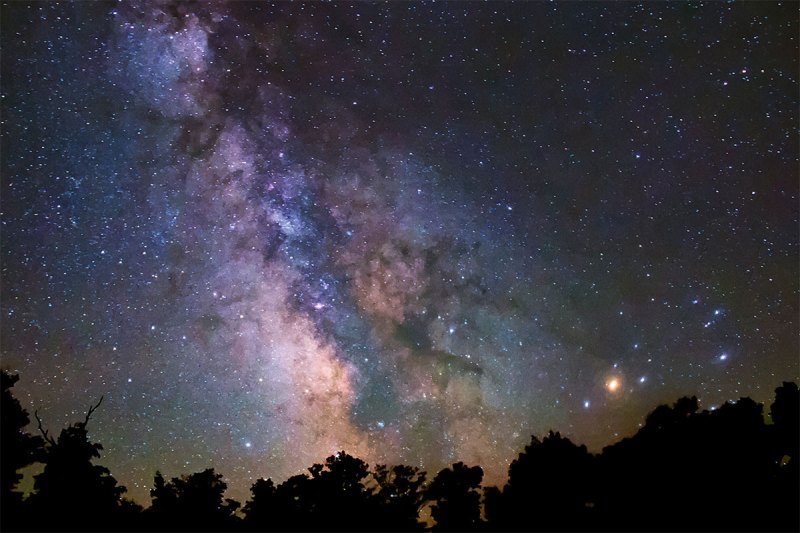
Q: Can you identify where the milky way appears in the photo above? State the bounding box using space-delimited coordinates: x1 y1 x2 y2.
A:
2 2 798 504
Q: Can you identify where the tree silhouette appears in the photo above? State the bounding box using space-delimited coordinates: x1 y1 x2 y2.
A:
482 485 504 530
26 397 135 531
596 396 699 530
642 395 699 432
424 462 483 531
272 473 316 530
246 452 425 531
258 451 377 531
0 371 44 531
308 451 375 531
371 464 427 531
242 477 277 530
487 431 595 531
597 394 785 531
696 397 774 531
146 468 240 531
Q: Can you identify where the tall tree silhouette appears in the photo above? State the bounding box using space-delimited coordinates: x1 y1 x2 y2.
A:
146 468 240 531
0 371 44 531
424 462 483 531
486 431 595 531
26 397 133 531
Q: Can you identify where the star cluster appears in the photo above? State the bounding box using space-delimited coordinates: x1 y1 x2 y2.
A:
1 2 797 504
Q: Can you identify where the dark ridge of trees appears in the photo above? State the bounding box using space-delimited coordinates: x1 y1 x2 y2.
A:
243 452 427 531
592 395 781 532
245 451 376 531
1 370 798 532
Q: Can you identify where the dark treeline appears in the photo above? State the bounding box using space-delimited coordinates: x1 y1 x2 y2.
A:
1 371 797 532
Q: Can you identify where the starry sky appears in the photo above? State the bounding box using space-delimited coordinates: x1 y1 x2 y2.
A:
1 1 798 505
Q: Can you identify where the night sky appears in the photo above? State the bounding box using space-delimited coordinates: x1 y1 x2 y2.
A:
1 1 798 505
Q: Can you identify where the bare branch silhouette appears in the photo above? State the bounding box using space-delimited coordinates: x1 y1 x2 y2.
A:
83 396 104 426
33 410 56 446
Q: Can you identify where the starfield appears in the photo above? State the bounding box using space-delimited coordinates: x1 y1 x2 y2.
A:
1 2 797 531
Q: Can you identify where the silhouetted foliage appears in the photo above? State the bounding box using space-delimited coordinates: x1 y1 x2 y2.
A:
596 395 787 531
642 395 700 433
241 477 276 530
246 455 427 531
425 462 484 531
25 397 138 531
272 472 316 530
256 451 377 531
486 431 595 531
145 468 240 531
1 374 798 532
371 464 427 531
0 371 44 531
482 485 504 530
311 451 376 530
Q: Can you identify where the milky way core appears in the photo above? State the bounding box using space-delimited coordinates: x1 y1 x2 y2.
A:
2 2 798 503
